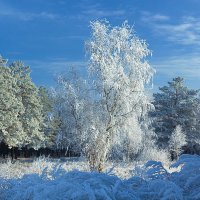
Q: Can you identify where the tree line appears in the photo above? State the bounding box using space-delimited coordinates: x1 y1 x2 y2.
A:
1 21 200 170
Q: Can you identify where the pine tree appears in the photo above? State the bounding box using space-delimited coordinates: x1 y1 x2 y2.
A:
0 55 25 148
9 61 45 149
38 86 54 148
153 77 200 147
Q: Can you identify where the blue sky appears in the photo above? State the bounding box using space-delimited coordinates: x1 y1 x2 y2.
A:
0 0 200 90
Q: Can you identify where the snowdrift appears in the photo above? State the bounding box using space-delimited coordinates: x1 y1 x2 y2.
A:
0 154 200 200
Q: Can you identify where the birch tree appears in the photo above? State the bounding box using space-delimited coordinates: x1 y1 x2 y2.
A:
169 125 187 160
86 21 155 170
52 68 92 154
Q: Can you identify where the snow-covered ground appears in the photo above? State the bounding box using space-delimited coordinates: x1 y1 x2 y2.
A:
0 154 199 199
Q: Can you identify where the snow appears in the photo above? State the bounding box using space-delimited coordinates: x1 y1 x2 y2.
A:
0 154 200 199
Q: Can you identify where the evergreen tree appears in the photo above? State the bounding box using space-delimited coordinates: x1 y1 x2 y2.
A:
10 61 45 149
153 77 200 147
38 86 54 148
38 86 52 115
0 55 25 148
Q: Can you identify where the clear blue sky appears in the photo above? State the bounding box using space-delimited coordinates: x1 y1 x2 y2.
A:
0 0 200 90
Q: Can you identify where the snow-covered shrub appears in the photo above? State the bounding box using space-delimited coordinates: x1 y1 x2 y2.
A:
1 154 200 199
0 168 183 200
1 171 119 200
140 179 183 200
170 154 200 199
0 157 59 179
28 156 56 176
145 160 169 180
139 146 170 165
0 169 183 200
0 159 29 179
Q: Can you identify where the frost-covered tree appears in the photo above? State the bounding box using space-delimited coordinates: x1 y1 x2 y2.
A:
51 68 92 154
152 77 200 148
9 61 46 149
86 20 155 170
0 55 25 148
169 125 187 160
38 86 54 148
38 86 53 117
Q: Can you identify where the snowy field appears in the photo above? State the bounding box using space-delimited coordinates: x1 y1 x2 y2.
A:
0 154 199 200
